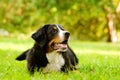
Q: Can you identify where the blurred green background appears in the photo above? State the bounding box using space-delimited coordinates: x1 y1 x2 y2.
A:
0 1 120 79
0 0 120 41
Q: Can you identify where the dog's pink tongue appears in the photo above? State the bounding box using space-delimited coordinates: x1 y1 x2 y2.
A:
59 44 67 48
57 44 67 49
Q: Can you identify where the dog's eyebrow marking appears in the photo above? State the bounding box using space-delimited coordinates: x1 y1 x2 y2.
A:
53 26 57 30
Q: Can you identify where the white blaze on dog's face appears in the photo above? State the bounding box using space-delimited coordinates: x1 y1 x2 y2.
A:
56 25 70 43
48 24 70 52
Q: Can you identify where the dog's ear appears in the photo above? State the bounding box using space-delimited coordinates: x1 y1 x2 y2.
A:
31 24 49 47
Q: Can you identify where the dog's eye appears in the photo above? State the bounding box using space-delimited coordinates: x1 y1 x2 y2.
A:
53 29 58 33
52 26 58 33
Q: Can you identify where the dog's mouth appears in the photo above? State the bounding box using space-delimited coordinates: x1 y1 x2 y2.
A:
51 40 68 52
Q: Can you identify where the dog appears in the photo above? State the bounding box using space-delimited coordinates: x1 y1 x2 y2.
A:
16 24 78 73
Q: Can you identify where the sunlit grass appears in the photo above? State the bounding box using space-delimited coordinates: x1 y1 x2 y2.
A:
0 37 120 80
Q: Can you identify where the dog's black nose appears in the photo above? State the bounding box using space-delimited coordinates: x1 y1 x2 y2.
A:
65 32 70 38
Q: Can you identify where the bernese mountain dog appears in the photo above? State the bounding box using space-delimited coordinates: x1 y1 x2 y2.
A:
16 24 78 73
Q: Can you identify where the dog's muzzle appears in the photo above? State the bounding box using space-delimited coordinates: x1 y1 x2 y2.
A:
52 32 70 52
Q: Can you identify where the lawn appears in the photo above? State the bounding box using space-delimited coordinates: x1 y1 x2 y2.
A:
0 37 120 80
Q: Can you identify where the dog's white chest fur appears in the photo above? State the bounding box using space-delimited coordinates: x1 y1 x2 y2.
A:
42 51 65 73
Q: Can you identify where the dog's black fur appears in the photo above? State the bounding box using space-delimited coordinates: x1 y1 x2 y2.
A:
16 24 78 73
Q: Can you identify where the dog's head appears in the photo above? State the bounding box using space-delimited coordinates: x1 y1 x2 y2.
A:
32 24 70 52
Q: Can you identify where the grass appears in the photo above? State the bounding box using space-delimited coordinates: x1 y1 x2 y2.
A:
0 37 120 80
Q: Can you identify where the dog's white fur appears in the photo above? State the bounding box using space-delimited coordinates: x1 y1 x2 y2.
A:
43 51 65 73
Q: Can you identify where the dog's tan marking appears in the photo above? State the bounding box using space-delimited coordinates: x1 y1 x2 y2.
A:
47 35 61 52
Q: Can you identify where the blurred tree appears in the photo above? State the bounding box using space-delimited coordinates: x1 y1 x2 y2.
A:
103 1 120 43
103 6 117 43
